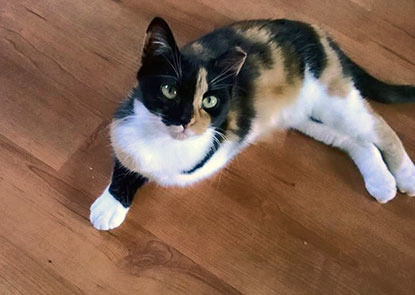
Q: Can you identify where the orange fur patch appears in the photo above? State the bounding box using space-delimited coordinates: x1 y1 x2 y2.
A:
188 68 211 135
314 27 353 98
251 43 303 135
190 42 204 54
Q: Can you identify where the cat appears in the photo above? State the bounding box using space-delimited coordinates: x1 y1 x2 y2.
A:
90 17 415 230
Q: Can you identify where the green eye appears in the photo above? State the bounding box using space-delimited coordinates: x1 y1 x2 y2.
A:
202 96 218 109
161 84 177 99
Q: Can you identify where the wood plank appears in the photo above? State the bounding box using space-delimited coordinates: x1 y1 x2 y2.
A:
0 135 240 294
130 132 415 294
0 0 414 294
0 56 103 170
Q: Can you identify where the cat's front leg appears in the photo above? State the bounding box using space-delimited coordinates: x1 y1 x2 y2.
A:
90 158 148 230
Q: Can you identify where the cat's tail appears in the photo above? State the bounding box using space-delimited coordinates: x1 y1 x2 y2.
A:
349 60 415 104
329 39 415 104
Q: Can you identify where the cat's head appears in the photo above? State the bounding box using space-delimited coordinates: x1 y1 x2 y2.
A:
136 17 246 140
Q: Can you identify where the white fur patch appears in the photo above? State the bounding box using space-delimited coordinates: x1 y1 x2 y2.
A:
349 143 397 203
111 100 234 186
279 71 375 136
288 71 414 203
171 140 242 186
394 154 415 196
295 119 397 203
90 187 129 230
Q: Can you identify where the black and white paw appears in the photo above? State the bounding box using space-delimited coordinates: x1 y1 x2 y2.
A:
90 188 129 230
365 172 397 204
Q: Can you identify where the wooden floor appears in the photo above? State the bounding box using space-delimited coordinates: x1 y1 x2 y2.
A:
1 0 415 294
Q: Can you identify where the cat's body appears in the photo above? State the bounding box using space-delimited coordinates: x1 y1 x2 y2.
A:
90 18 415 230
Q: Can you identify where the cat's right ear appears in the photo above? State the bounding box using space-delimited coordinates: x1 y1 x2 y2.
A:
142 17 178 61
214 47 247 77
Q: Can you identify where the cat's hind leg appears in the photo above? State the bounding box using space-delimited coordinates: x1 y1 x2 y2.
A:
294 119 397 203
312 87 415 198
370 115 415 196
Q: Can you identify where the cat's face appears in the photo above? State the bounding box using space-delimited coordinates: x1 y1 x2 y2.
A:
136 17 246 140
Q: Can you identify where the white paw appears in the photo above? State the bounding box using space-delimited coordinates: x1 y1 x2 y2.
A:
395 159 415 197
365 173 397 204
90 188 129 230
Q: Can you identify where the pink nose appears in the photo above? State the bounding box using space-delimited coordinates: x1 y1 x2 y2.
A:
171 125 185 133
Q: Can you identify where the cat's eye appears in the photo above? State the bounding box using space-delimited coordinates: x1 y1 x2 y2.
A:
161 84 177 99
202 96 218 109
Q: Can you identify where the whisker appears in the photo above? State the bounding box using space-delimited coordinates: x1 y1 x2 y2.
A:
213 84 248 95
177 48 183 78
172 48 179 78
173 46 182 79
213 132 228 143
161 54 180 78
212 137 221 150
142 74 179 81
215 169 224 190
210 72 238 87
209 64 235 84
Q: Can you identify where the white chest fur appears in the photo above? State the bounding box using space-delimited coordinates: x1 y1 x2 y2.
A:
110 100 235 186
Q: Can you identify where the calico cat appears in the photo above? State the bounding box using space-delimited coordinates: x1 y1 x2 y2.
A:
90 17 415 230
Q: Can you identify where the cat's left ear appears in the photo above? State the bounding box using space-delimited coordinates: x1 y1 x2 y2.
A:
214 47 247 77
142 17 178 60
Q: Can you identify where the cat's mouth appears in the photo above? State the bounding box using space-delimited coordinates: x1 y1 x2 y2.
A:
167 125 194 140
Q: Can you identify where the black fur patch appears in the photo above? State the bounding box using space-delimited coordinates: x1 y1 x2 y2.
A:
328 37 415 103
270 19 327 79
113 96 135 119
310 116 323 124
138 21 260 138
108 158 148 208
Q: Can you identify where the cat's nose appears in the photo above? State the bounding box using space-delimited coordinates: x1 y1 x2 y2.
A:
171 125 185 133
180 118 191 128
182 117 196 129
182 119 194 129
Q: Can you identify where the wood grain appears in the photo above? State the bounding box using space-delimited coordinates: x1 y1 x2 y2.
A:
0 0 414 294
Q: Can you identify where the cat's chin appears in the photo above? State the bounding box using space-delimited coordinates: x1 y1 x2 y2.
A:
171 132 190 140
167 125 196 140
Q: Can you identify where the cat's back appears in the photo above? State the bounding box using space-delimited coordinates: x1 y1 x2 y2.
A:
182 19 347 140
182 19 326 76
